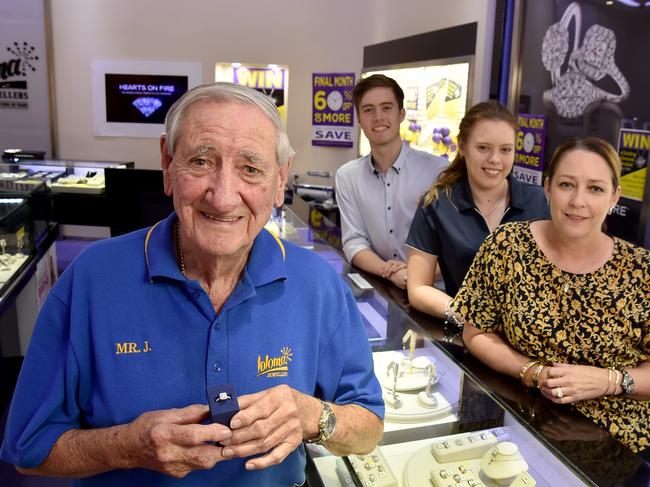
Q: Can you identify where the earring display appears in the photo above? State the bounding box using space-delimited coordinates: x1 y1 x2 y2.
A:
374 349 452 424
402 430 538 487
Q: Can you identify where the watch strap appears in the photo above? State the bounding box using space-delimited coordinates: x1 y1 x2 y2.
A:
620 370 635 395
306 400 336 445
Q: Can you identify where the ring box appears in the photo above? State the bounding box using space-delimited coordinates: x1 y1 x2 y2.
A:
207 383 239 426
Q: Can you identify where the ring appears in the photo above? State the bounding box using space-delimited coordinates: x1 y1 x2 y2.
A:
554 387 564 398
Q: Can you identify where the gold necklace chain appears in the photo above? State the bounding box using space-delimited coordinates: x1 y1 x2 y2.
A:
175 220 186 276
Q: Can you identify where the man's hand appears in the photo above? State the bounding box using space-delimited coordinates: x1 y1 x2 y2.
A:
220 385 313 471
379 259 406 279
388 268 407 289
126 404 232 478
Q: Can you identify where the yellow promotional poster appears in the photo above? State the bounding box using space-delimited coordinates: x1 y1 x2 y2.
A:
617 128 650 202
215 63 288 124
360 61 470 160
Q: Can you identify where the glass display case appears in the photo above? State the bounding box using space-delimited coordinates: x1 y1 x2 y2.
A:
0 159 133 195
277 201 650 487
0 198 34 291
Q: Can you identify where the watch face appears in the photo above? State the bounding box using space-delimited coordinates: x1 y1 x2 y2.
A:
325 412 336 433
327 90 344 111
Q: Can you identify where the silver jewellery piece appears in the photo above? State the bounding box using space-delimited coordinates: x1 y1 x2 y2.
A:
553 387 564 398
0 238 6 255
387 361 402 407
541 2 630 119
480 441 529 483
621 370 635 395
424 364 437 396
215 392 232 402
444 300 464 328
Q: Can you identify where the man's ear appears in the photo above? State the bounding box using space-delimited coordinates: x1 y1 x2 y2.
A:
274 159 292 208
160 135 173 196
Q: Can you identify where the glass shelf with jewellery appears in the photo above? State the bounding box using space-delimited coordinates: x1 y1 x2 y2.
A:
277 204 650 487
0 158 134 196
0 198 35 292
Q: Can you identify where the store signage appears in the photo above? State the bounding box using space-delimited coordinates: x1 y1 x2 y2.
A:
311 72 355 148
215 63 289 124
104 74 188 124
0 41 39 110
618 128 649 201
606 128 650 244
513 113 547 186
91 60 201 138
0 0 52 155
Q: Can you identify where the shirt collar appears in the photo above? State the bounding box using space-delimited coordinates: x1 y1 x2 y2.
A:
144 212 287 286
450 174 526 211
365 141 409 177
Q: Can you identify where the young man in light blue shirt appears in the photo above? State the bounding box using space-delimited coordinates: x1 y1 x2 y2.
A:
336 75 447 289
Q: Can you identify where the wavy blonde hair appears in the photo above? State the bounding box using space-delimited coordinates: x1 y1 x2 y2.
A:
422 101 516 206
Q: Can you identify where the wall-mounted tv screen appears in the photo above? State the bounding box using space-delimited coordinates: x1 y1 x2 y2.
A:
360 57 472 160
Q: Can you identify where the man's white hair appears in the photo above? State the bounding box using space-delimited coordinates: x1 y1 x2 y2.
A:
164 82 294 165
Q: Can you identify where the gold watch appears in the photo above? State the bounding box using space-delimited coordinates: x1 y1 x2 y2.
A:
306 400 336 445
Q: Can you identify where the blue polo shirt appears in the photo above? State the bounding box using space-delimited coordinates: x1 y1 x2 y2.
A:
1 213 384 486
406 176 549 296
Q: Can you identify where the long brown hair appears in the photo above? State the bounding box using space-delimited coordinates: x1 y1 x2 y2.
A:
422 101 516 206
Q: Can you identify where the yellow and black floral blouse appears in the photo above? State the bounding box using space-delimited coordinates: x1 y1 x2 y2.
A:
452 221 650 452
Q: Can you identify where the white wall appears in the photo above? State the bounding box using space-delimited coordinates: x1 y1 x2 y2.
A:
370 0 496 107
48 0 496 176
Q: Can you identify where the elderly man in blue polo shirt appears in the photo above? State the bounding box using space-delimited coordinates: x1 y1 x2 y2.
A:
335 74 447 289
1 83 384 486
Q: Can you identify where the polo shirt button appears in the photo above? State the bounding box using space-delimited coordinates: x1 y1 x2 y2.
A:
214 322 220 330
387 183 390 187
387 206 391 210
213 361 222 372
389 229 393 233
393 253 397 258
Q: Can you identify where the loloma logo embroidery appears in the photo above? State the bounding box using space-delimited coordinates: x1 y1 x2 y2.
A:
257 346 293 378
115 341 151 355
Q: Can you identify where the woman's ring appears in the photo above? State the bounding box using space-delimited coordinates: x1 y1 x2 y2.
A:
554 387 564 398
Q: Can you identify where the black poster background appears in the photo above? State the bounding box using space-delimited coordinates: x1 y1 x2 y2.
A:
105 74 188 124
515 0 650 245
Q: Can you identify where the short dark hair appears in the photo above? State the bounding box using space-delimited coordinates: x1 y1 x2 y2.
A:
352 74 404 112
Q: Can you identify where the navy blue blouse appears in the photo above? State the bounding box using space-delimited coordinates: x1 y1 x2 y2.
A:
406 175 550 297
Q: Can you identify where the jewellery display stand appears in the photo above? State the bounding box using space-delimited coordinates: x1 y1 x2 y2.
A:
49 173 107 195
374 350 453 424
402 430 534 487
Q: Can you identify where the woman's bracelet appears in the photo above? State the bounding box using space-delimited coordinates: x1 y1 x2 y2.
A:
605 367 614 397
531 363 546 389
444 300 464 328
604 367 622 397
519 360 541 386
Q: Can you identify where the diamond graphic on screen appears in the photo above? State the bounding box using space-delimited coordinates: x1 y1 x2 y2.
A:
132 97 163 117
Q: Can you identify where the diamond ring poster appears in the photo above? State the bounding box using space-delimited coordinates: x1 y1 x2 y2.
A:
91 60 201 137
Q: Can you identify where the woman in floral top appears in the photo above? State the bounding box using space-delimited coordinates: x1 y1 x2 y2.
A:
453 137 650 452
